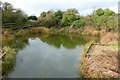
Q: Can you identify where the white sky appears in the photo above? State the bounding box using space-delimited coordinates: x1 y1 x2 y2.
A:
2 0 120 17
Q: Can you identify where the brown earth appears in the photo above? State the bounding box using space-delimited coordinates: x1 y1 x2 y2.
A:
80 27 119 78
81 44 120 78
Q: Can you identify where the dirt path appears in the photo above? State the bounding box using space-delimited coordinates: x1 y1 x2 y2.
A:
82 44 120 78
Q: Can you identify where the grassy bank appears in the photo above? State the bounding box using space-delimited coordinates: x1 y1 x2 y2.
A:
2 47 16 78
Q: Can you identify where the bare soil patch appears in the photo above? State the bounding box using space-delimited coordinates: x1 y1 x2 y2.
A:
82 44 120 78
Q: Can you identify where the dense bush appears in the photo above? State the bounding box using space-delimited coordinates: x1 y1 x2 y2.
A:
92 8 117 31
60 13 76 26
71 20 85 28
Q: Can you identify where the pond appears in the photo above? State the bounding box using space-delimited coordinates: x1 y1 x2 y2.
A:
6 34 87 78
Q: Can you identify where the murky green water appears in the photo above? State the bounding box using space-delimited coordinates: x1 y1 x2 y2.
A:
6 34 87 78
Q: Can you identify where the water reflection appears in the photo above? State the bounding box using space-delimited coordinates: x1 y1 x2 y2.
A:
8 37 83 78
2 35 30 51
40 34 86 48
4 34 88 78
3 34 87 50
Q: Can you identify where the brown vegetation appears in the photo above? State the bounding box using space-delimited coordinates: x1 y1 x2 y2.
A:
66 26 82 34
82 26 107 36
30 27 49 34
80 27 119 78
80 44 120 78
100 32 118 44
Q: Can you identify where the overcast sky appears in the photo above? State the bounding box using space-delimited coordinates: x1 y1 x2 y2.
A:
2 0 120 17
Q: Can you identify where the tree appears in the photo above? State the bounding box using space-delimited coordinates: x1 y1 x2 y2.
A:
14 9 27 23
71 20 85 28
92 8 117 30
28 15 37 20
60 12 79 26
2 2 15 23
82 15 93 26
66 8 79 15
59 9 80 27
2 2 27 24
38 11 56 27
103 8 115 16
55 10 63 26
95 8 104 16
40 12 46 17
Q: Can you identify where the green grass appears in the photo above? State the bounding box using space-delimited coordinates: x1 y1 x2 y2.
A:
110 44 120 48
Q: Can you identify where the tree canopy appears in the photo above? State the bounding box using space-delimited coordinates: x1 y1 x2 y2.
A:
28 15 37 20
2 2 27 24
37 8 117 31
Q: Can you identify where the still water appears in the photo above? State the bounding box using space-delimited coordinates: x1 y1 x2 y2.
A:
7 34 86 78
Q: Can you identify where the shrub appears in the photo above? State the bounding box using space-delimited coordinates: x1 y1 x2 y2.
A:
2 46 16 75
71 20 85 28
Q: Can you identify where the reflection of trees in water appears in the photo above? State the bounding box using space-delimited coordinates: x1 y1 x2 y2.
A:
2 35 30 51
40 34 87 49
3 33 87 51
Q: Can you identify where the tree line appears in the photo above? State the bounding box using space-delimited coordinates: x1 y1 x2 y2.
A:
38 8 118 31
1 1 118 31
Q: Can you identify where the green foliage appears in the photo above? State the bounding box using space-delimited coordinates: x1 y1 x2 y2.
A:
94 8 115 16
2 46 16 74
55 10 63 26
60 13 73 26
66 8 79 15
37 8 117 31
1 2 117 32
72 20 85 28
2 2 27 24
40 12 46 17
60 13 78 26
28 15 37 20
95 8 104 16
38 9 80 27
40 34 86 48
103 8 115 16
55 10 63 19
92 15 106 28
39 11 57 27
92 8 117 30
107 16 118 30
82 15 93 26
